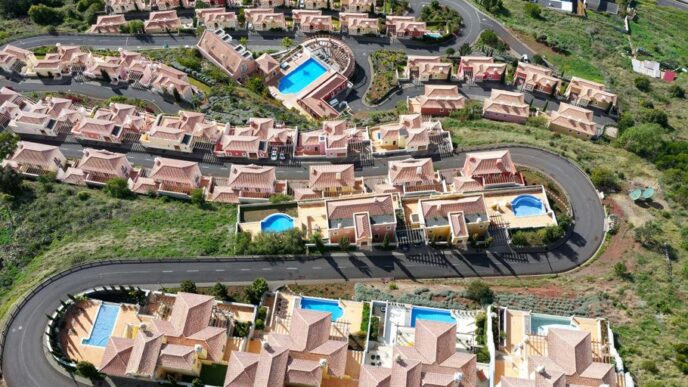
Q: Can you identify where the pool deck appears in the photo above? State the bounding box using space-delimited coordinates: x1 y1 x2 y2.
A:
483 186 557 229
59 300 152 365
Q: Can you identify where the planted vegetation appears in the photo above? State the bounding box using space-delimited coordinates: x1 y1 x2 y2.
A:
365 50 406 104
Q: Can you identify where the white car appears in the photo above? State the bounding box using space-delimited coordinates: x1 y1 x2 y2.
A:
271 149 278 160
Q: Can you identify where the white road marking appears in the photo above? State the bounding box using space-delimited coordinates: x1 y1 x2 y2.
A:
215 269 225 272
240 268 251 271
162 270 173 273
262 268 272 271
312 266 322 270
286 267 298 270
186 269 199 272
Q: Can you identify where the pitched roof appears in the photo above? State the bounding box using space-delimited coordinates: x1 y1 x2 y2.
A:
158 344 196 372
99 337 135 376
79 148 130 176
187 326 227 362
326 195 394 220
421 195 488 224
148 157 202 187
256 53 279 74
462 149 517 176
224 351 260 386
309 164 355 190
125 330 163 377
168 292 214 337
388 158 435 185
6 141 63 168
568 76 617 106
226 164 276 191
548 103 597 136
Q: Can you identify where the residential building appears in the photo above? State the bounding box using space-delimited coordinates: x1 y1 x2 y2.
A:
297 72 350 119
106 0 149 13
548 103 598 140
83 55 126 83
297 120 369 157
197 29 257 82
482 90 530 124
1 141 66 177
207 164 286 203
387 157 445 195
514 62 560 95
31 56 66 78
144 11 182 33
141 111 222 152
195 8 237 30
244 9 287 31
456 56 506 82
407 84 465 116
58 148 133 186
461 149 524 188
409 194 490 246
215 117 296 158
153 0 181 10
496 308 627 387
301 0 328 9
140 125 195 152
89 15 127 33
130 157 203 196
292 10 333 32
359 319 478 386
340 12 379 35
564 76 618 111
325 194 397 248
255 54 280 83
631 58 661 78
403 55 452 82
370 113 451 153
71 116 125 143
340 0 374 12
92 102 154 134
254 0 284 6
293 164 365 200
146 64 195 102
6 111 60 137
0 45 38 73
385 15 427 38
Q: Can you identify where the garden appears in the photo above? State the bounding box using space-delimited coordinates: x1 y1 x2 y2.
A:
365 50 407 105
419 0 463 36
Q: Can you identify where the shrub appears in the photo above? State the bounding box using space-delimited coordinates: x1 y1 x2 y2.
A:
634 221 663 250
0 167 23 196
244 278 269 305
0 132 18 160
510 231 529 246
590 166 620 192
640 359 659 374
180 280 197 294
103 177 132 199
526 115 548 128
615 124 665 158
613 262 630 280
210 282 228 301
638 109 669 128
232 321 252 337
76 191 90 201
634 77 651 92
269 194 293 203
524 3 541 18
360 302 370 332
75 361 102 380
190 188 205 207
339 236 352 251
465 280 494 305
388 282 398 290
669 84 685 99
28 4 64 25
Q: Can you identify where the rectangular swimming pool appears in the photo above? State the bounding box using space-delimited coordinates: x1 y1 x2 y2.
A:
530 313 573 335
410 306 456 327
278 58 327 95
299 297 343 321
82 303 120 347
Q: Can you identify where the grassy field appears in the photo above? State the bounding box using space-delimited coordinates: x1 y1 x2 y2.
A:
478 0 688 137
0 182 237 322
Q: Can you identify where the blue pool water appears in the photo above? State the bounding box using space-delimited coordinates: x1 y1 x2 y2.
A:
300 297 344 321
260 213 294 233
82 303 120 347
530 313 573 335
424 32 444 39
511 194 545 217
410 307 456 327
278 58 327 95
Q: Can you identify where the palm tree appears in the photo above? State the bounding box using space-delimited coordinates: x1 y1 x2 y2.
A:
282 37 294 49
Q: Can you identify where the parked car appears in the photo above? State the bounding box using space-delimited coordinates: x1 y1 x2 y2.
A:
279 152 286 160
271 149 278 160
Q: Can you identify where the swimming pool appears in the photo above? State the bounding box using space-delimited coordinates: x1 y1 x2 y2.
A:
410 306 456 327
300 297 344 321
278 58 327 95
511 194 545 217
530 313 574 335
260 213 294 233
424 32 444 39
82 303 120 347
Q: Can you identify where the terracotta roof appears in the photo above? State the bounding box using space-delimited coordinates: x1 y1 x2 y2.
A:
149 157 202 187
516 62 559 88
359 365 392 387
421 195 488 223
354 212 372 240
224 351 260 386
99 337 134 376
79 148 130 177
187 326 227 362
158 344 196 372
567 76 617 106
413 85 465 111
448 211 468 239
286 358 322 386
452 176 483 193
197 30 256 78
74 117 118 136
256 53 279 75
220 135 263 153
405 127 431 148
145 10 181 31
327 195 394 220
462 149 517 176
309 164 355 190
168 292 214 337
125 330 163 377
548 103 597 136
483 89 529 118
6 141 63 169
255 343 290 387
226 164 276 191
460 56 507 75
388 158 435 185
289 308 331 352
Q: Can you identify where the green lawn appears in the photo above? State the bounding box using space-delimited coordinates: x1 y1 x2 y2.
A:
0 182 237 323
629 0 688 64
199 363 228 386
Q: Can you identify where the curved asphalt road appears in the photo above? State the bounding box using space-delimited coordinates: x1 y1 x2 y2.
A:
1 146 604 387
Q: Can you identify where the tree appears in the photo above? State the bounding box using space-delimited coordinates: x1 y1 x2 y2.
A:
478 29 500 48
465 280 494 305
459 42 472 56
190 188 205 207
0 132 18 160
239 36 248 47
638 109 669 128
669 84 685 99
524 3 541 18
103 177 132 199
180 280 198 294
210 282 228 301
477 0 504 14
309 231 325 253
243 277 269 305
76 361 101 380
532 54 546 65
28 4 64 25
615 123 665 158
617 113 635 131
590 166 619 192
339 236 351 251
282 37 294 49
0 166 23 196
634 76 651 92
634 221 663 250
125 19 145 34
446 47 455 56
